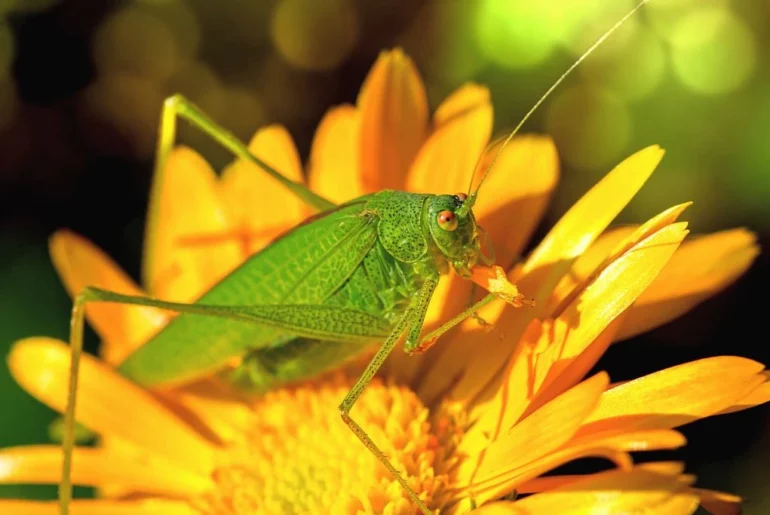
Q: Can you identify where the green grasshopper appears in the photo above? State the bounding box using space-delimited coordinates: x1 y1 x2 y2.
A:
59 2 651 513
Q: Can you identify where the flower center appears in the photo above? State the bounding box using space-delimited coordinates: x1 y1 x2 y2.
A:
192 374 464 514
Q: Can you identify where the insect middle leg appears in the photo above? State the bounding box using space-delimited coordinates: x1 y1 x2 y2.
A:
338 277 438 515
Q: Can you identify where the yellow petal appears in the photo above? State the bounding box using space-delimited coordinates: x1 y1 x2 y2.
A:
166 378 255 443
7 337 216 475
457 429 686 508
48 230 169 365
457 372 608 486
0 445 211 495
617 228 760 340
307 104 363 204
524 220 690 411
548 226 637 311
438 146 667 408
471 135 560 268
219 124 311 255
580 356 767 433
0 499 198 515
502 469 699 515
518 315 624 420
548 202 691 317
523 145 665 301
358 48 428 191
468 222 688 432
402 137 558 400
143 146 242 303
406 83 492 196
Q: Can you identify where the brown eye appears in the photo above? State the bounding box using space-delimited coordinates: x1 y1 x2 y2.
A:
437 210 458 231
455 192 468 202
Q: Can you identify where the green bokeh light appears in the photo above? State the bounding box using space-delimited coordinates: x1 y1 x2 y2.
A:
580 26 666 102
545 83 632 171
670 7 756 95
474 0 559 70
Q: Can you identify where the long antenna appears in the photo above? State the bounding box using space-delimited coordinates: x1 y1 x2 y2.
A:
459 0 651 217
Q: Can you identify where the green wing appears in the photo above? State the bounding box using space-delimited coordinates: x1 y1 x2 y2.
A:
118 200 380 387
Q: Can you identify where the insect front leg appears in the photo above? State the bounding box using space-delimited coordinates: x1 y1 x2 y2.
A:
339 276 438 515
406 293 498 355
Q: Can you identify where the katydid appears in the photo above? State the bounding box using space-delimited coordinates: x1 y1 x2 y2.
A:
59 2 651 513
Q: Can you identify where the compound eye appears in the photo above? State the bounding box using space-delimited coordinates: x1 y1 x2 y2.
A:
455 192 468 202
437 210 458 231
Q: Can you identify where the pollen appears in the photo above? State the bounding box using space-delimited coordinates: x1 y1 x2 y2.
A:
191 373 462 514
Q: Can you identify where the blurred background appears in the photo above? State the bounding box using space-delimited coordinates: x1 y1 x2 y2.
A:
0 0 768 510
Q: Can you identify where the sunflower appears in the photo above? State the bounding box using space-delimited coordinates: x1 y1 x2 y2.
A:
2 48 768 514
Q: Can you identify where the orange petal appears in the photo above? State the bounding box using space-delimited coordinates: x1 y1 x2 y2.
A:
502 469 698 515
143 146 242 303
457 372 608 486
580 356 767 434
471 135 560 268
7 337 216 475
406 83 492 195
219 124 311 254
692 488 743 515
0 499 198 515
357 48 428 191
522 145 665 301
49 230 169 365
714 371 770 415
307 104 363 204
515 460 685 494
617 228 760 340
0 445 211 495
638 461 688 476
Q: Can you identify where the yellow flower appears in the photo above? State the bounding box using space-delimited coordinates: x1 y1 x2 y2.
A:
1 48 768 514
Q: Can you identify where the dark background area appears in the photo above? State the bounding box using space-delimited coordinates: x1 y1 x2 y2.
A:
0 0 768 510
